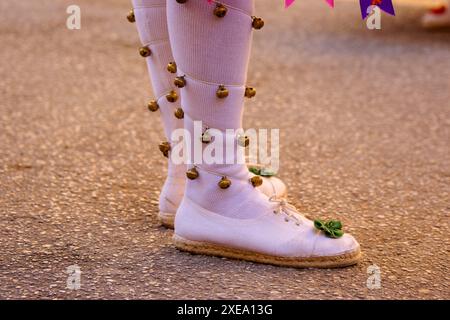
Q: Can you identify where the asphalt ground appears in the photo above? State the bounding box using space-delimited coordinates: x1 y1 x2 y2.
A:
0 0 448 299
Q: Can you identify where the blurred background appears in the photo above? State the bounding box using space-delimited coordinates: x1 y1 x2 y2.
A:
0 0 448 299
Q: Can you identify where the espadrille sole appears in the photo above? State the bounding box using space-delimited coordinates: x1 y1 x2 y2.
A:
173 234 361 268
159 212 175 229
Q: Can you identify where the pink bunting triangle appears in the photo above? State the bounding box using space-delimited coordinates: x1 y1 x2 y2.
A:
285 0 334 8
285 0 295 8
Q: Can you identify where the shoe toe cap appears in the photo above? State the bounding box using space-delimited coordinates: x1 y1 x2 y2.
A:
312 232 360 257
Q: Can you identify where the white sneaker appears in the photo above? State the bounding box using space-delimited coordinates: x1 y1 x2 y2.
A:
422 6 450 29
173 181 361 268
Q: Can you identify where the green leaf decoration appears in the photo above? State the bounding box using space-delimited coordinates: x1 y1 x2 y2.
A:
314 219 344 238
314 219 325 230
326 220 342 230
248 167 277 177
324 228 334 237
248 167 261 175
331 229 344 238
260 168 276 177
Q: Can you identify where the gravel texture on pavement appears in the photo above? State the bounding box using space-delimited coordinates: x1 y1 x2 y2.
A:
0 0 449 299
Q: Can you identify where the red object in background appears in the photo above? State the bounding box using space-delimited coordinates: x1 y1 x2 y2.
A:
430 6 447 14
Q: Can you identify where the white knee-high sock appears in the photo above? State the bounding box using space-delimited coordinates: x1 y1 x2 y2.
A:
168 0 270 218
132 0 185 214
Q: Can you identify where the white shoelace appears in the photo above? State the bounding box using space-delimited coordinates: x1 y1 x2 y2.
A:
268 195 303 226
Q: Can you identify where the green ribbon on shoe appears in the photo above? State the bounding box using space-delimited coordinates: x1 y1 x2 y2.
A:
248 166 277 177
314 219 344 238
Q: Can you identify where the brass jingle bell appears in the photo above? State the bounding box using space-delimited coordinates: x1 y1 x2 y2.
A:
214 4 227 18
186 167 199 180
201 131 212 144
127 9 135 23
218 176 232 189
216 85 229 99
238 135 250 147
250 176 263 187
174 76 186 88
147 100 159 112
166 90 178 103
158 141 171 153
174 107 184 119
176 0 188 3
252 16 264 30
162 150 169 158
139 46 152 57
244 86 256 98
167 62 177 73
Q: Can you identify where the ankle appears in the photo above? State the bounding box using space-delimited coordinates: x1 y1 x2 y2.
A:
159 174 185 214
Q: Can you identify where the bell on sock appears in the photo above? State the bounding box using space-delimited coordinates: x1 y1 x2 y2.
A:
167 62 177 73
147 100 159 112
216 85 229 99
218 176 232 189
252 17 264 30
139 46 152 57
249 176 263 187
127 9 135 23
237 135 250 147
201 130 212 144
245 87 256 98
176 0 188 3
186 167 199 180
174 108 184 119
159 141 171 158
214 4 227 18
174 76 186 88
159 141 171 153
166 90 178 102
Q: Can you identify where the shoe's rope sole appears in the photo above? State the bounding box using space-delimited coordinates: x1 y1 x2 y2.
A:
173 234 362 269
159 212 175 229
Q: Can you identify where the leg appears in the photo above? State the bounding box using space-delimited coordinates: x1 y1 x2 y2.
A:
167 0 360 268
130 0 185 227
129 0 286 228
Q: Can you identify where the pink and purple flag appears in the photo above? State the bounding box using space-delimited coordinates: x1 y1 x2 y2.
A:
284 0 395 19
285 0 333 8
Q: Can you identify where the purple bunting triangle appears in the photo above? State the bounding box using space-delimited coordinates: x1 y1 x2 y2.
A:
360 0 395 19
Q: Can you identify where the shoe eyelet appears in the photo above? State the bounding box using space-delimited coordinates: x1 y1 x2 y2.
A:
284 217 289 222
